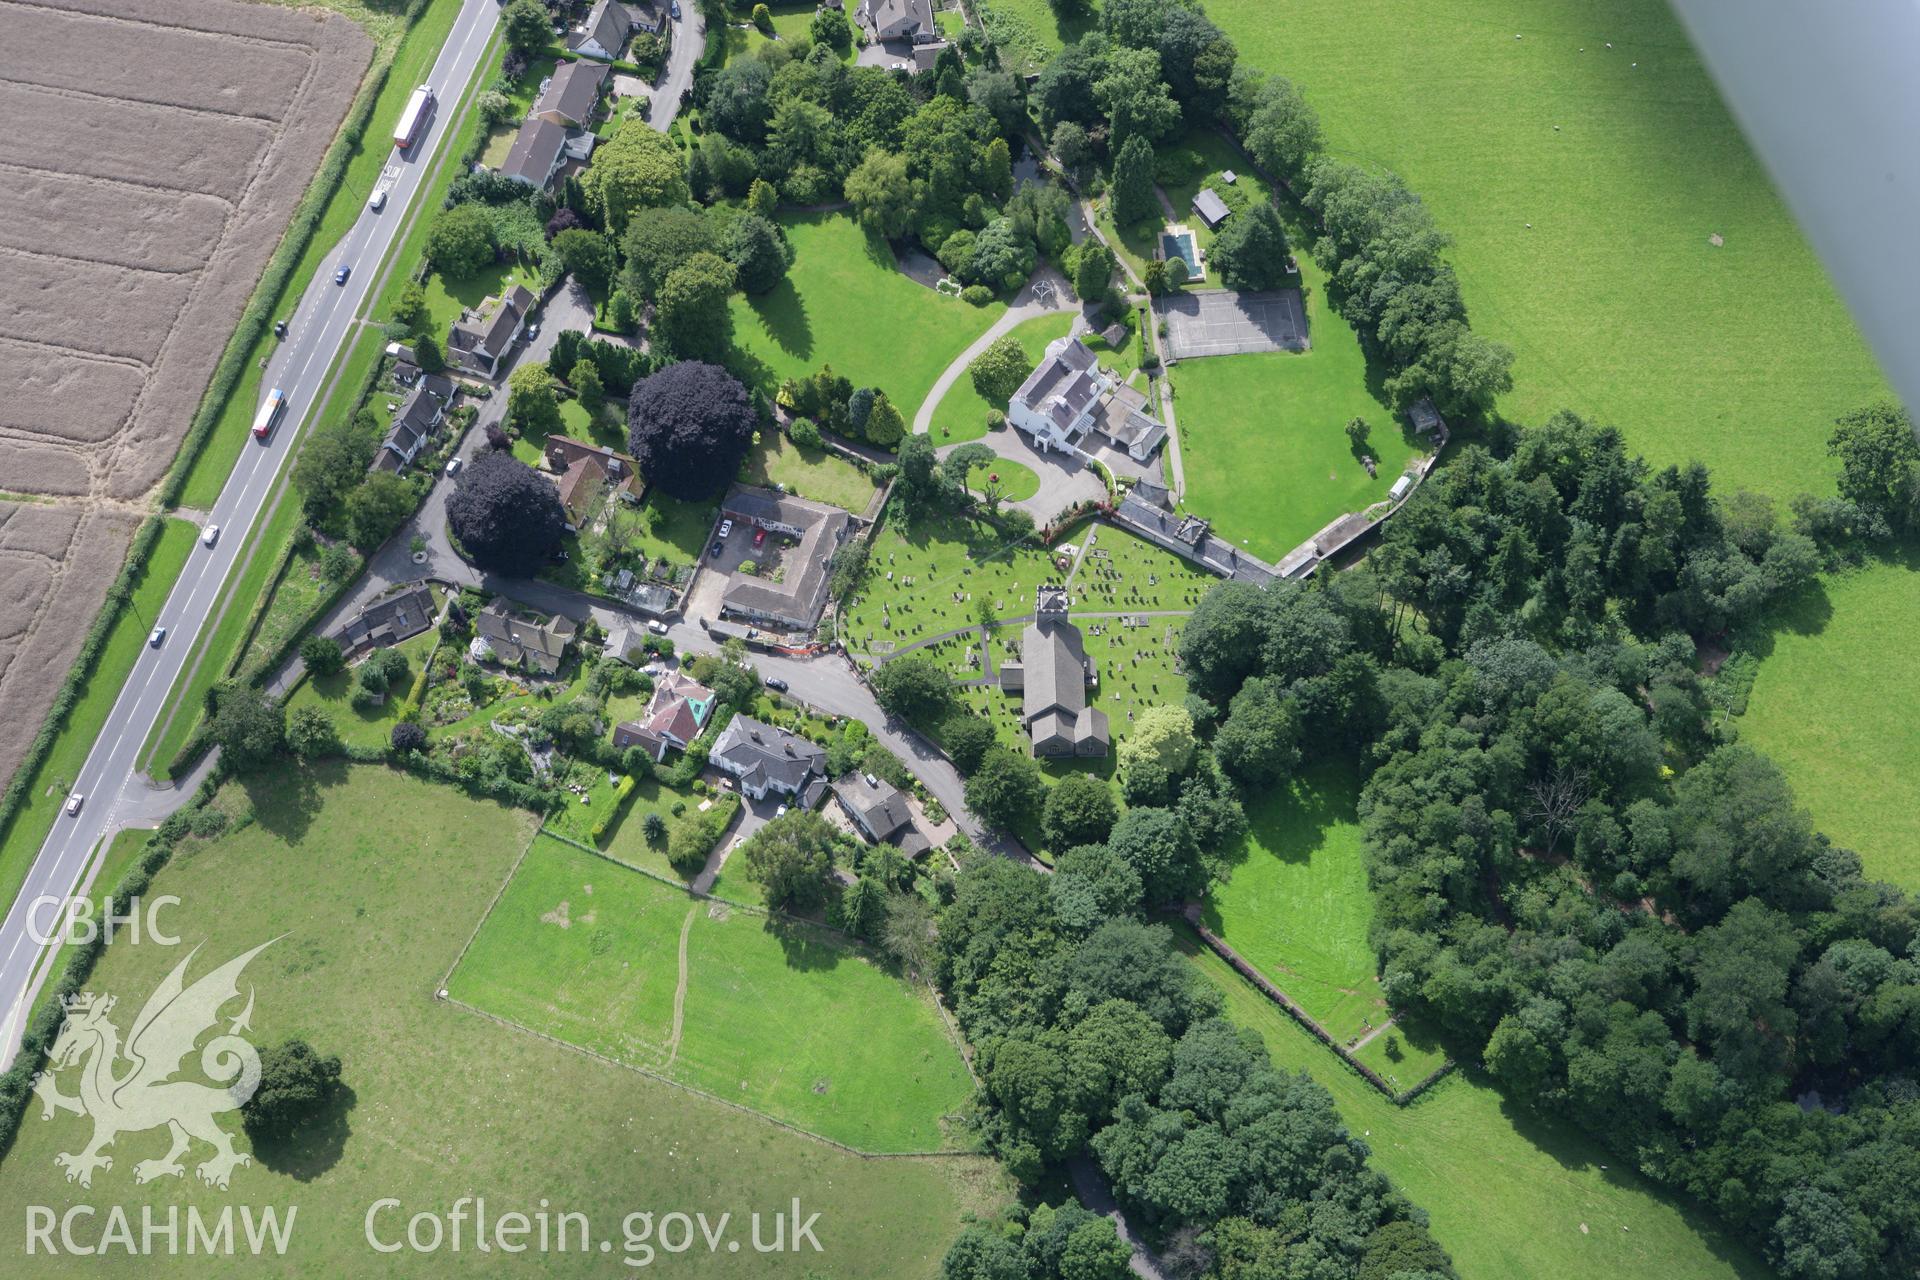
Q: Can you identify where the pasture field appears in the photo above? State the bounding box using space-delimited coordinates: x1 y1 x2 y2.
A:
928 311 1076 444
728 213 1004 414
1739 550 1920 889
0 766 1001 1274
1204 0 1887 501
450 835 973 1152
742 432 880 513
1182 929 1772 1280
1201 762 1389 1045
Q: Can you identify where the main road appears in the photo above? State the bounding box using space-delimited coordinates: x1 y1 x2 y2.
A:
0 0 504 1064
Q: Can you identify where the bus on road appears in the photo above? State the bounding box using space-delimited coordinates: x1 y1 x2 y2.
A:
393 84 435 151
252 388 287 441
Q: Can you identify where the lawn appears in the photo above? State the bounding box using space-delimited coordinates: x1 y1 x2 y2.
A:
967 458 1041 503
418 257 539 345
1181 929 1771 1280
603 778 734 882
174 0 467 508
927 311 1076 444
719 4 855 68
741 431 881 512
1173 342 1416 561
284 628 440 749
975 0 1096 71
0 766 1001 1274
1203 0 1888 504
0 518 194 915
233 536 361 683
1739 549 1920 889
1201 762 1393 1046
728 212 1005 415
451 834 973 1152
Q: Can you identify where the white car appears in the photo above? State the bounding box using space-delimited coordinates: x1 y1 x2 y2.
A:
148 626 167 648
368 189 387 212
775 804 788 818
717 518 734 540
65 794 83 817
202 524 219 547
446 456 463 476
647 620 669 635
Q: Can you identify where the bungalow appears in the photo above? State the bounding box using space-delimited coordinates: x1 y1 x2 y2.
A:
447 284 535 379
371 376 452 473
998 586 1108 758
545 435 639 528
612 670 715 761
831 772 930 855
1192 187 1232 230
717 487 853 633
709 715 827 802
856 0 938 43
470 599 577 676
1007 336 1169 462
531 59 609 129
332 584 436 657
571 0 631 60
499 116 595 191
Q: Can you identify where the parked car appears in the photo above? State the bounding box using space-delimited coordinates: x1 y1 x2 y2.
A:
201 524 219 547
765 677 789 693
368 189 387 212
333 264 351 285
647 620 669 635
65 794 83 817
710 541 724 559
775 805 788 819
445 456 462 476
752 527 767 548
148 626 166 648
523 322 540 342
717 518 734 539
669 0 681 17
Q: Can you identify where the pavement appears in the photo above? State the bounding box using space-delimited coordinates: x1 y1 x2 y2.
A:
0 0 506 1067
1160 287 1309 359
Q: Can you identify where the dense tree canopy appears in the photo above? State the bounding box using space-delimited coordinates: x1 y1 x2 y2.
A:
447 449 567 576
626 361 757 501
652 251 737 361
241 1040 345 1143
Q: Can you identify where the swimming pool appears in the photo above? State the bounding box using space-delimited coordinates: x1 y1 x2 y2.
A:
1159 228 1199 270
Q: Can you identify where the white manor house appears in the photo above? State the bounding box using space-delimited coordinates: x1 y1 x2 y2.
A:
1007 336 1168 463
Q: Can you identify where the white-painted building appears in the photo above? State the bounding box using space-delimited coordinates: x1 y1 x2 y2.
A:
1006 336 1168 462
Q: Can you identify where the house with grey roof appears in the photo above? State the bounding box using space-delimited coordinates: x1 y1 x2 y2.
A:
532 59 609 128
471 599 577 675
1007 336 1169 463
710 716 827 801
448 284 536 378
856 0 937 43
717 487 853 633
831 771 930 855
1192 187 1232 229
997 587 1108 758
372 379 449 473
333 584 436 657
571 0 631 60
500 116 595 191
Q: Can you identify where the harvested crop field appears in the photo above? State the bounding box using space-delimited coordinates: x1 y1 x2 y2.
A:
0 0 370 798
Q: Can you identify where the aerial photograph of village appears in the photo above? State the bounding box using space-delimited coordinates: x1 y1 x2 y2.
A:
0 0 1915 1275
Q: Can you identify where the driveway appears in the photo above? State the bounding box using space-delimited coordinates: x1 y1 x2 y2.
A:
934 425 1106 525
651 6 705 129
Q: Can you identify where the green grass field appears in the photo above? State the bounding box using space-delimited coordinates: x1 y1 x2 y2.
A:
928 312 1076 444
1069 522 1215 613
742 432 880 512
1201 762 1394 1046
975 0 1093 71
0 766 1004 1274
1172 301 1416 561
1740 549 1920 889
0 518 195 915
451 835 972 1151
175 0 466 508
1204 0 1887 503
728 213 1004 414
1181 931 1771 1280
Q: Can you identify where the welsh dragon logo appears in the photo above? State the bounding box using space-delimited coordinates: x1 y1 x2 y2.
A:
29 940 275 1191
